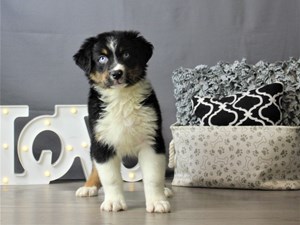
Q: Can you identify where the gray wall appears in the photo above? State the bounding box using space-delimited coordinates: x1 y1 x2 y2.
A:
1 0 300 179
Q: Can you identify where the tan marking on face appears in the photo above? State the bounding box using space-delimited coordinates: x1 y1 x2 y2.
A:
100 49 108 55
90 71 110 87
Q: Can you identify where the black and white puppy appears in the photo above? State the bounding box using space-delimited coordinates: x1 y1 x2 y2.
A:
73 31 171 213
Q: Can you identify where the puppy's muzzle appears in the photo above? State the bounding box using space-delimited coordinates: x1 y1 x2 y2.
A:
110 70 123 80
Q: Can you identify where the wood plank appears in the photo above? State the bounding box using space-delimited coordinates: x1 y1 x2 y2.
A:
1 181 299 225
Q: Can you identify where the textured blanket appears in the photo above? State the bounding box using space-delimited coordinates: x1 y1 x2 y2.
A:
172 58 300 126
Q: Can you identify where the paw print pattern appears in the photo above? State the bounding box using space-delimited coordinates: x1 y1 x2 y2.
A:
171 125 300 190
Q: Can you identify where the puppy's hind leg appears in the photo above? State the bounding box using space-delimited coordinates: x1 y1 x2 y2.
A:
139 148 171 213
76 166 101 197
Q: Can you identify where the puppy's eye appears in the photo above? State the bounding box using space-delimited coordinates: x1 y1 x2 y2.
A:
98 55 108 64
123 52 130 59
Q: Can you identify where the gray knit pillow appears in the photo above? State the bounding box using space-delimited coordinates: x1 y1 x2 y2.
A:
172 58 300 126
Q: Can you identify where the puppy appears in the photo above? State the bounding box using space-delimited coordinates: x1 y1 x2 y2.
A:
73 31 171 213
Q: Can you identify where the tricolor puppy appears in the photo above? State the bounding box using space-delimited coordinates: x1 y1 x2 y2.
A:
73 31 171 213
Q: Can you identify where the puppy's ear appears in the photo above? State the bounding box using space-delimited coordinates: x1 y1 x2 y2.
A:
135 34 154 65
73 37 96 74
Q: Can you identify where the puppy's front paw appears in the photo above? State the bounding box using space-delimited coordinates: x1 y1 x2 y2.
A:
147 200 171 213
75 186 98 197
101 199 127 212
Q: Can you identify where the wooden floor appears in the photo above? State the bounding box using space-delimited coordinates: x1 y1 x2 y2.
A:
1 180 299 225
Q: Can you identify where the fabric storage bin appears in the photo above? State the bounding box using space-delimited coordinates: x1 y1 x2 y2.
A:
169 124 300 190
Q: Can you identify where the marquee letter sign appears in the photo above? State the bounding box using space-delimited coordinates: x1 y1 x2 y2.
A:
0 105 142 185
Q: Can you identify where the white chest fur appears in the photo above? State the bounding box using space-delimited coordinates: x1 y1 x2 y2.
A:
94 80 158 157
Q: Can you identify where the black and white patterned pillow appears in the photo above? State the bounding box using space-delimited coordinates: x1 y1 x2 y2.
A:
191 83 283 126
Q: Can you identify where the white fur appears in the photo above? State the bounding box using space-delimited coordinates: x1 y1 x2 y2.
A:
108 37 117 53
75 186 98 197
94 157 127 212
108 37 118 65
138 146 170 213
111 63 125 72
164 187 173 198
93 79 171 212
94 79 157 157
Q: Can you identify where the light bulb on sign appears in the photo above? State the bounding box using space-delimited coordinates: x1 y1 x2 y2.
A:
21 146 29 152
128 172 136 180
81 142 89 149
2 177 9 185
44 171 51 177
65 145 74 151
44 119 51 126
2 108 9 115
70 107 78 114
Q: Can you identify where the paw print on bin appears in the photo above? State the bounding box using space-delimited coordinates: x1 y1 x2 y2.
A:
226 175 233 182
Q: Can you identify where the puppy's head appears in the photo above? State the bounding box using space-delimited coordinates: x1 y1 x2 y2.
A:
73 31 153 89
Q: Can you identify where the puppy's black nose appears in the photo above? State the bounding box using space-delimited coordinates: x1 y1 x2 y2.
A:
111 70 123 80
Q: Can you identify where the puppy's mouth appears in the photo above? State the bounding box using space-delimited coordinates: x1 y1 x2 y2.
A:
109 69 127 88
